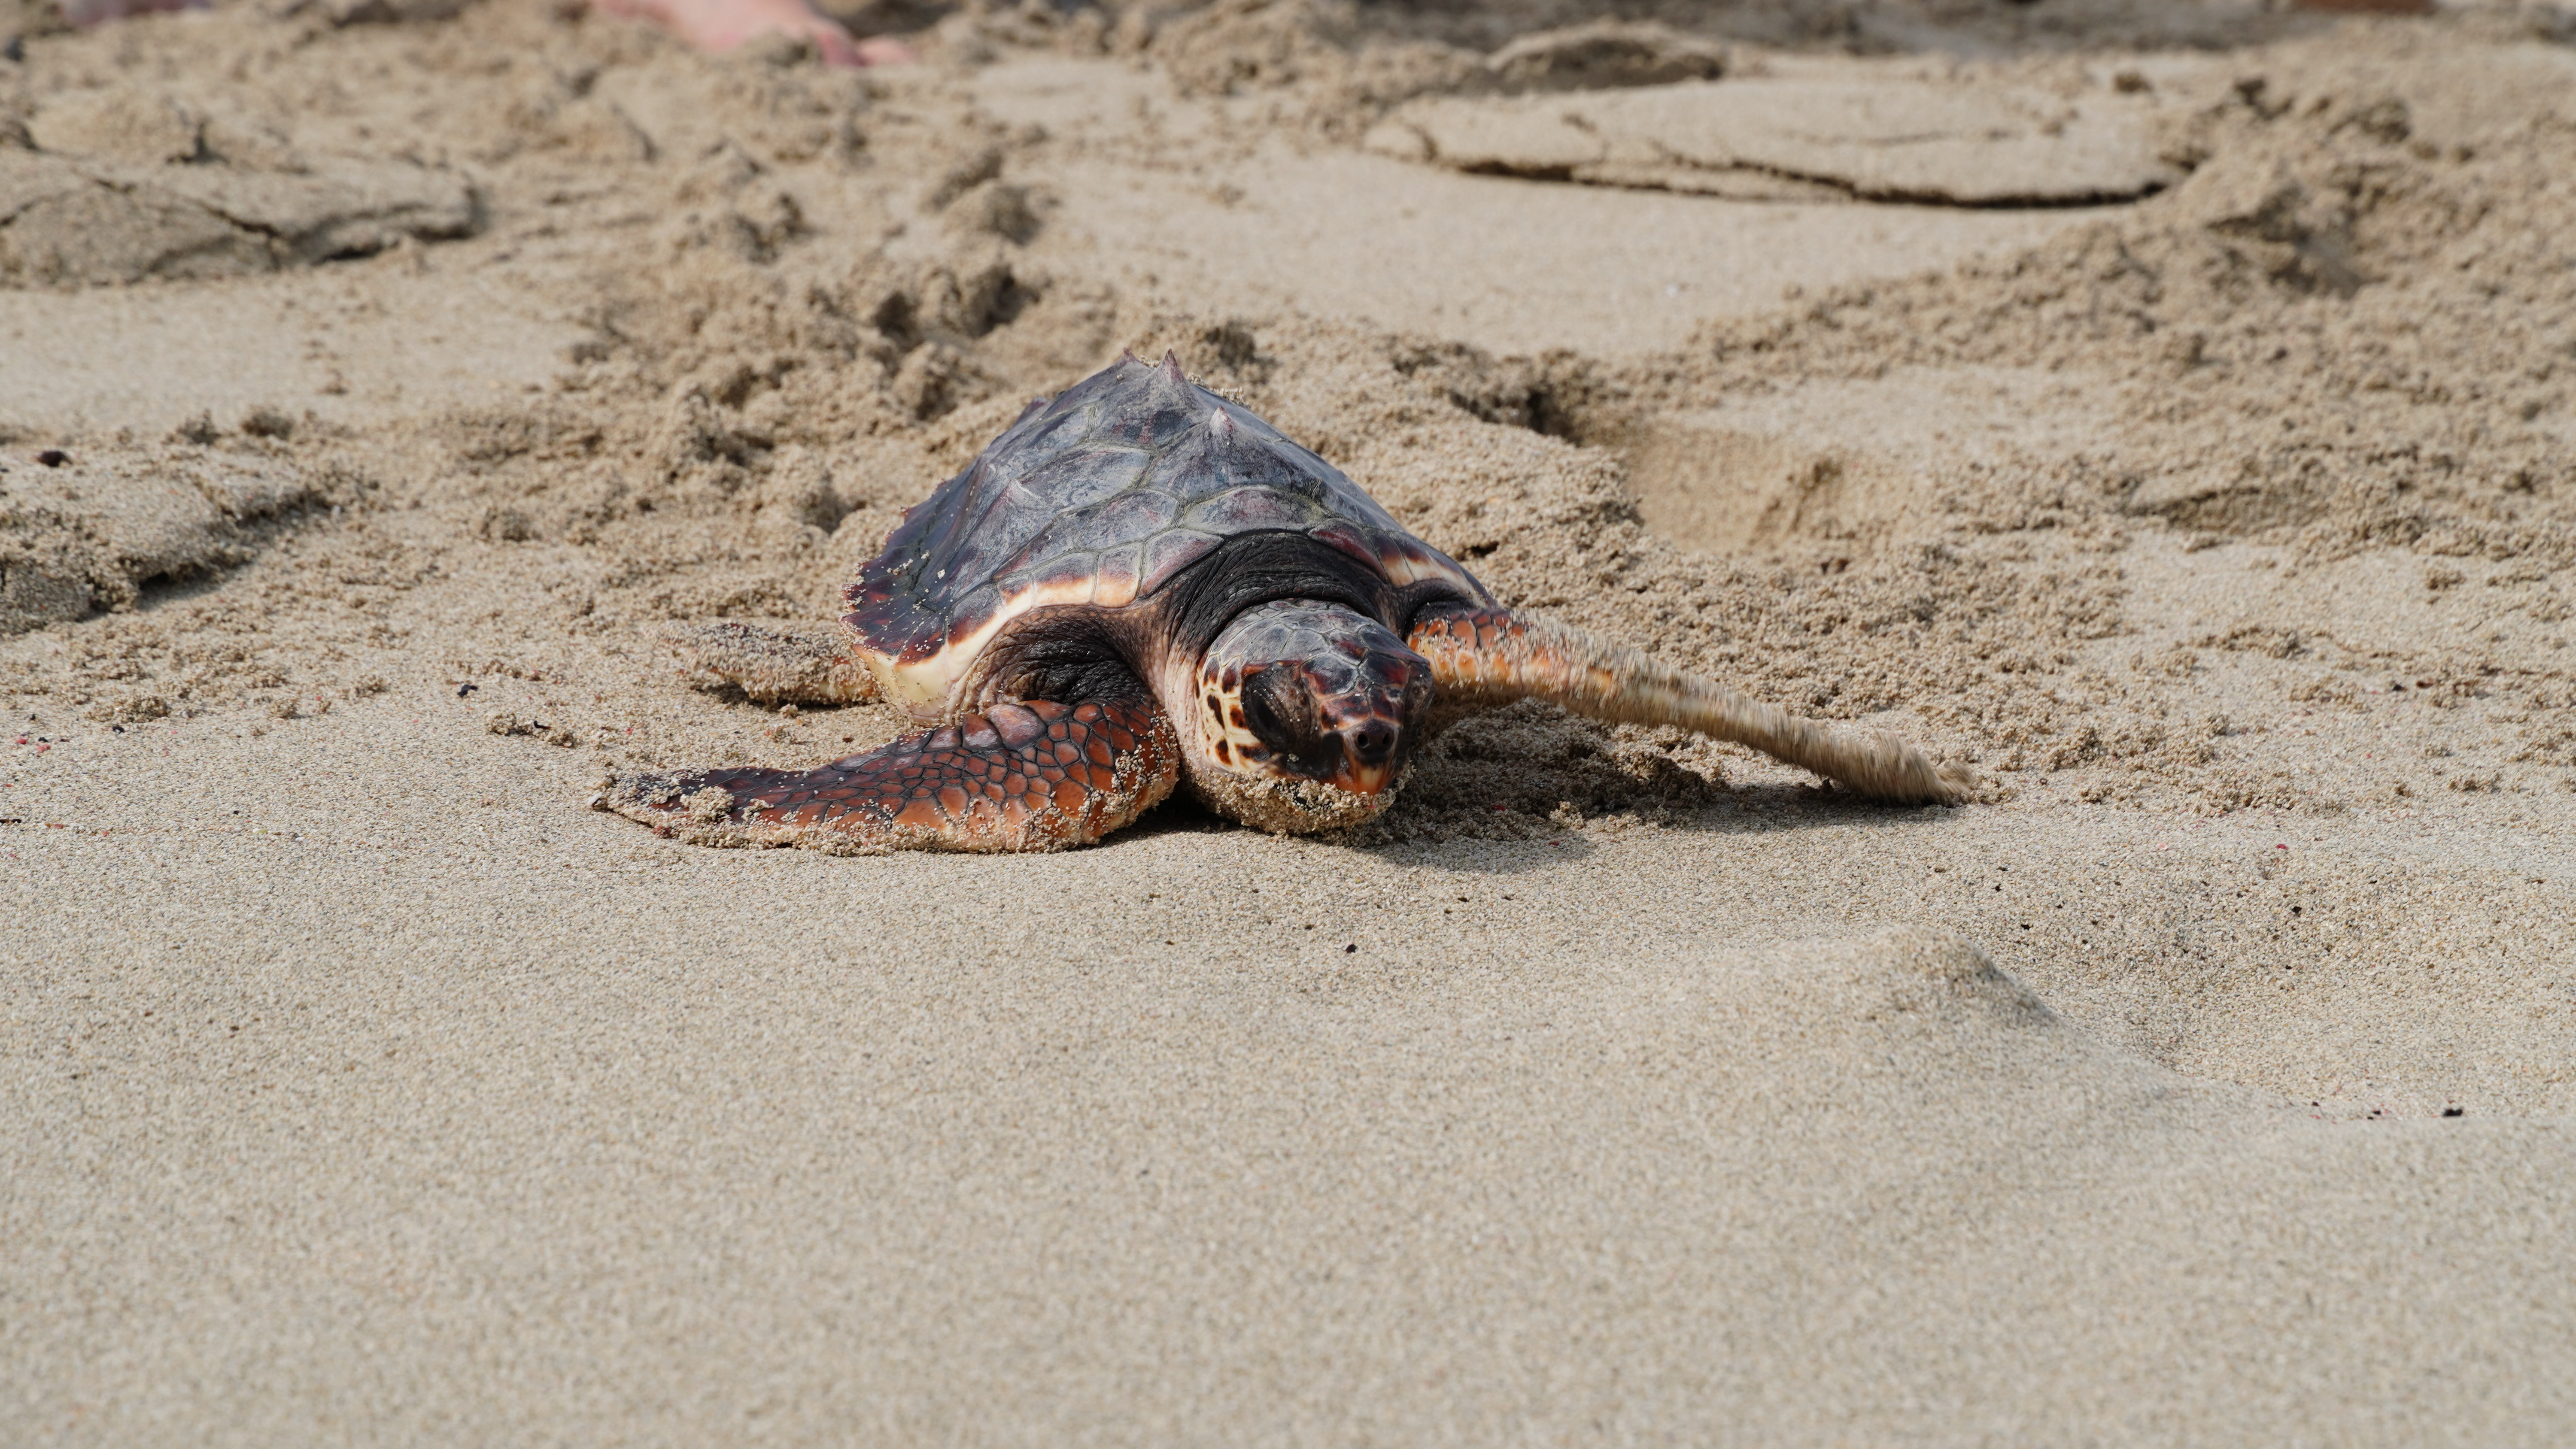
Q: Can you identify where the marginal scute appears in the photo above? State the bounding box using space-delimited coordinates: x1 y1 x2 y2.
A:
1002 552 1097 607
1094 541 1143 608
1141 528 1224 595
1307 520 1384 571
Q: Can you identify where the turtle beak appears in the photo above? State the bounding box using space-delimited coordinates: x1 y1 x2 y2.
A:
1322 708 1406 796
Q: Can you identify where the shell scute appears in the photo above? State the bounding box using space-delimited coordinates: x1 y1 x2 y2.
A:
999 551 1097 610
1139 527 1224 596
1157 421 1329 502
1026 444 1153 513
1125 387 1202 451
1308 519 1447 585
1074 488 1183 550
1184 485 1321 535
1307 520 1379 569
996 488 1175 584
1094 541 1144 609
938 585 1007 655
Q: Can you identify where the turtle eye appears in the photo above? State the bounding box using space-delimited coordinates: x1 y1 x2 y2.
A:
1238 666 1330 766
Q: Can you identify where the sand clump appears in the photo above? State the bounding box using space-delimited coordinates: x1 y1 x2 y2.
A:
0 429 327 632
1363 59 2183 205
0 85 479 287
1616 67 2576 803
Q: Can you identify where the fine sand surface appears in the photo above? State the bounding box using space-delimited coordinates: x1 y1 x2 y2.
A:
6 0 2576 1441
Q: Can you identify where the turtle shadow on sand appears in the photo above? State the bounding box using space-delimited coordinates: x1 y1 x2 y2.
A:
890 772 1947 869
1668 782 1968 837
1364 779 1961 874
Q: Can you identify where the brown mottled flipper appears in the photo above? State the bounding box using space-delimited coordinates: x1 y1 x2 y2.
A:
671 621 881 706
601 698 1181 852
1408 605 1974 806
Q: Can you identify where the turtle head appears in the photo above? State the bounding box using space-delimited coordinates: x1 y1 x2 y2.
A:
1182 600 1433 832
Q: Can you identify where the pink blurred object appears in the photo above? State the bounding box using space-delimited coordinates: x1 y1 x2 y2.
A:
587 0 913 67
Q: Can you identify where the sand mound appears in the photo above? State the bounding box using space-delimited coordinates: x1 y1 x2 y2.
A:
0 428 322 636
1 86 477 287
1365 61 2182 205
1480 19 1728 92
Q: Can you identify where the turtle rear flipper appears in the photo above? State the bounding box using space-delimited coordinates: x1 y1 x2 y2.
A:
601 697 1180 852
672 621 881 706
1407 604 1972 806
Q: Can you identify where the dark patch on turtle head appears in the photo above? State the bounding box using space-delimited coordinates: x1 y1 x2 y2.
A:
1194 600 1430 806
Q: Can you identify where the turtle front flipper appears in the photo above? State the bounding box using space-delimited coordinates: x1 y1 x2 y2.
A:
671 621 881 706
1406 604 1973 806
601 698 1181 852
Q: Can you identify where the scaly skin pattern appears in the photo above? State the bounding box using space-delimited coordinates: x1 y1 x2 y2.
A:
1406 604 1974 806
600 698 1180 853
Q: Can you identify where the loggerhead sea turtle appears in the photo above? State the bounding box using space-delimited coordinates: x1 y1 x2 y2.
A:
600 352 1971 852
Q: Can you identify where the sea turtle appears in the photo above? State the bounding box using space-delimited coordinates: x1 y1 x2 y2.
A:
600 352 1970 852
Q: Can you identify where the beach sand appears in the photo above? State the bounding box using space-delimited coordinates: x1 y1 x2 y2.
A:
4 0 2574 1440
